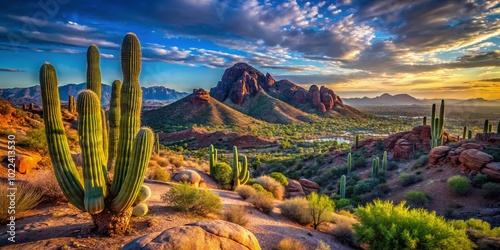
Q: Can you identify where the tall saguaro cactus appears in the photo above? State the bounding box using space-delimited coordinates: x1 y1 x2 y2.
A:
340 175 346 198
463 126 468 140
371 157 379 177
347 152 352 176
430 100 445 148
231 146 249 190
209 144 218 176
382 151 387 172
68 95 76 114
40 33 153 236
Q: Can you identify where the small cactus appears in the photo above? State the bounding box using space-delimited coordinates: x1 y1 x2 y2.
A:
340 175 346 198
484 120 490 133
347 152 352 176
423 116 427 126
209 144 218 176
232 146 249 190
463 126 468 140
382 151 387 172
371 157 379 177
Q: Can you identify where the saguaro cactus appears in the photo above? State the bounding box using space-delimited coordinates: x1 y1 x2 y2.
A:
430 100 445 148
40 33 153 236
107 80 121 170
209 144 218 176
86 44 102 103
231 146 249 190
463 126 468 140
155 133 160 154
423 116 427 126
340 175 346 198
347 152 352 176
484 120 490 133
382 151 387 172
468 129 473 140
68 95 76 114
371 157 379 177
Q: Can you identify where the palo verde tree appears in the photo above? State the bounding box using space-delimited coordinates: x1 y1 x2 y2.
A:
39 33 153 236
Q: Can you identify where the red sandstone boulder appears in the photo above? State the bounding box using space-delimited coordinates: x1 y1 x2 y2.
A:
190 88 210 104
459 149 494 172
481 162 500 180
299 178 320 193
394 139 412 160
429 146 451 166
316 103 327 113
321 93 334 110
285 178 306 198
312 91 321 107
292 89 308 104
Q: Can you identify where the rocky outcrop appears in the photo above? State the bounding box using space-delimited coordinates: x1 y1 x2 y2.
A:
475 133 500 145
481 162 500 180
123 220 261 250
190 88 210 104
316 103 327 113
429 146 451 166
173 170 203 187
2 154 42 174
299 178 319 194
306 85 343 113
459 149 494 172
285 178 306 198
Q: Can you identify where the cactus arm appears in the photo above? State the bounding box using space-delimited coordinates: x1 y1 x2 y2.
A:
439 100 445 146
101 108 109 163
111 33 143 195
111 128 154 212
107 80 122 170
86 44 102 102
39 63 85 211
77 90 107 215
239 155 249 185
232 146 240 190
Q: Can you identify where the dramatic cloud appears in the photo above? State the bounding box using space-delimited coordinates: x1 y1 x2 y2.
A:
0 68 25 72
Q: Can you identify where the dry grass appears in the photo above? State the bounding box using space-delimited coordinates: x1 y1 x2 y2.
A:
1 182 43 221
255 175 285 200
330 213 358 246
236 185 257 200
275 238 307 250
31 170 66 203
223 205 249 227
148 166 170 182
248 192 275 214
278 197 312 225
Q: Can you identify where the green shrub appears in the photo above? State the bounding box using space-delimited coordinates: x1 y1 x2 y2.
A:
255 175 285 200
251 183 272 196
18 127 47 154
278 197 313 225
472 173 489 188
161 183 222 216
450 218 500 237
404 191 429 207
223 205 249 227
412 154 429 169
236 185 257 200
315 241 331 250
353 178 379 195
148 166 170 182
447 176 471 196
1 182 43 221
335 198 351 209
248 192 274 214
270 172 289 187
213 162 233 185
308 192 335 229
481 182 500 199
399 173 423 187
387 161 398 170
354 200 475 250
276 238 307 250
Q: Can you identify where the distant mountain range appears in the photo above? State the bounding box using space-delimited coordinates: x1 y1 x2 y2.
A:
0 83 189 107
344 94 500 107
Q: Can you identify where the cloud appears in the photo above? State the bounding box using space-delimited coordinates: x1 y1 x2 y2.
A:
0 68 25 72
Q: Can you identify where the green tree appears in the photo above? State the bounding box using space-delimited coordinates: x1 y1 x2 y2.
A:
307 192 335 230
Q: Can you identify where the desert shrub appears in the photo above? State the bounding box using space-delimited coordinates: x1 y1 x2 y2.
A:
1 182 43 221
31 170 65 202
447 176 471 196
308 192 335 229
352 155 366 169
330 212 358 247
223 205 249 227
337 209 354 218
270 172 288 187
161 183 222 216
279 197 313 225
450 218 500 237
213 162 233 185
472 173 489 187
387 161 399 170
170 156 184 168
412 154 429 169
236 185 257 200
315 241 331 250
251 183 273 196
148 166 170 182
157 158 168 167
404 191 429 207
248 192 274 214
18 127 47 154
481 182 500 199
399 173 423 187
335 198 351 209
353 178 379 195
354 200 474 250
255 176 285 200
276 238 307 250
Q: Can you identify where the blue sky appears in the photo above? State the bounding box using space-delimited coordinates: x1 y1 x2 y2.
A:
1 0 500 99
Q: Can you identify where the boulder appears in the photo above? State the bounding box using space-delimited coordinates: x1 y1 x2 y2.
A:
393 139 412 161
173 170 203 187
190 88 210 104
481 162 500 180
265 73 275 87
321 93 334 110
316 103 327 113
285 178 306 198
8 154 42 174
307 85 319 100
299 178 319 189
122 220 261 250
475 133 500 145
459 149 494 172
312 91 321 108
429 146 451 166
292 89 307 104
461 143 484 150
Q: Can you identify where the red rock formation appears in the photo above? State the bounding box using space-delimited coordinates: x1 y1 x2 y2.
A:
459 149 494 172
285 178 306 198
190 88 210 104
299 178 319 195
482 162 500 180
292 89 308 104
316 103 327 113
312 91 321 107
429 146 451 166
321 92 334 110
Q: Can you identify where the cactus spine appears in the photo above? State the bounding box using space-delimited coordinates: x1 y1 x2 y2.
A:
382 151 387 172
423 116 427 126
40 33 153 235
463 126 468 140
371 157 379 177
340 175 346 198
107 80 121 170
430 100 445 148
347 152 352 176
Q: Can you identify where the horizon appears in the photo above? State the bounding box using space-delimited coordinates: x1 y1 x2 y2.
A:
1 1 500 99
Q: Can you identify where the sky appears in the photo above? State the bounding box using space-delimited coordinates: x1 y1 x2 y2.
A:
0 0 500 99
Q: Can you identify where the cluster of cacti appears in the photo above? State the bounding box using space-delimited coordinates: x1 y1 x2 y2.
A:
484 120 493 133
232 146 250 190
423 116 427 126
355 134 359 148
40 33 154 235
371 157 380 177
430 100 445 148
132 185 151 217
347 152 352 176
209 144 218 176
339 175 346 198
382 151 387 172
68 95 77 114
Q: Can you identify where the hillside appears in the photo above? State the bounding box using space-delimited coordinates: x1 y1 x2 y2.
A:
0 83 188 107
142 89 267 132
344 93 423 106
